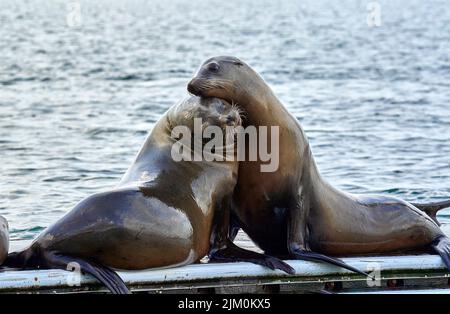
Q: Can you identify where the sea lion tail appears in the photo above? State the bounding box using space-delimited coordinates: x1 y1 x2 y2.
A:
412 200 450 226
3 247 130 294
431 236 450 271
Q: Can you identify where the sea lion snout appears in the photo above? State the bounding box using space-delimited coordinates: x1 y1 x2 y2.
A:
226 115 235 126
217 111 241 129
224 107 242 128
187 78 204 96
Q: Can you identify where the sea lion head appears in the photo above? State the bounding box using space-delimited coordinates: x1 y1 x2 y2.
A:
169 96 242 144
188 56 258 103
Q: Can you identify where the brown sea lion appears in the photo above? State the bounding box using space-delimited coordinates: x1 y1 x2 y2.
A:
188 56 450 274
0 216 8 265
2 96 292 294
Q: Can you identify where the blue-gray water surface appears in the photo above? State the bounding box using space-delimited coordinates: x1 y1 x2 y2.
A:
0 0 449 250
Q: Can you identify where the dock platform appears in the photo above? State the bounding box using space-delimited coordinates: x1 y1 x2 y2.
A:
1 255 449 294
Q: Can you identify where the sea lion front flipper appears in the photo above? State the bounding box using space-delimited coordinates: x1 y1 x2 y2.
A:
209 198 294 274
228 211 241 241
286 201 369 277
209 239 295 275
288 249 369 277
43 252 131 294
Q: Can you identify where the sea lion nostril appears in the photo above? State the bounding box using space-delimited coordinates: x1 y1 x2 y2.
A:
226 115 235 125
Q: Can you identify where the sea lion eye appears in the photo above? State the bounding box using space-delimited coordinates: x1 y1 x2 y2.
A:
207 62 220 73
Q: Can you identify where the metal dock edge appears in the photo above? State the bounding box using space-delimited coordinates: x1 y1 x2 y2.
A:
0 255 449 293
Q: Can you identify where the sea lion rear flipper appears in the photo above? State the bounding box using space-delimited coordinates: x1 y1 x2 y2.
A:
411 200 450 226
209 239 295 274
43 252 131 294
431 236 450 271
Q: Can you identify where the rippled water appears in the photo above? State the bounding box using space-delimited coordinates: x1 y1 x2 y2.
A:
1 0 449 249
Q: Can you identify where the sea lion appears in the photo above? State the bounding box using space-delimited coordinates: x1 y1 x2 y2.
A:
0 216 8 265
2 96 292 294
188 56 450 273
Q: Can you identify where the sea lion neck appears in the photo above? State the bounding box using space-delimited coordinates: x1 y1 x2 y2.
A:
306 153 355 213
237 79 298 129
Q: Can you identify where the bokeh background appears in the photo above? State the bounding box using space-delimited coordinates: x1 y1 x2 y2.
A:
0 0 449 250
